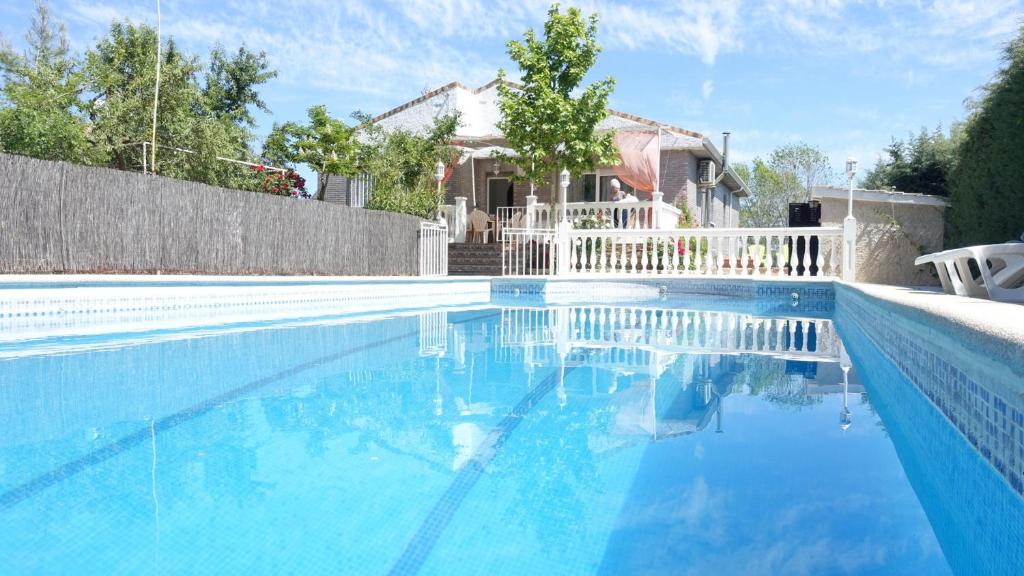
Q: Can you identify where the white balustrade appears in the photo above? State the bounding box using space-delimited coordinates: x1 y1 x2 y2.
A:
501 228 558 276
418 221 448 277
561 227 844 278
563 200 681 231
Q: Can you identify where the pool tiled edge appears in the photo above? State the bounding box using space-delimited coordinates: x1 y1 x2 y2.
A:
491 277 836 301
835 282 1024 496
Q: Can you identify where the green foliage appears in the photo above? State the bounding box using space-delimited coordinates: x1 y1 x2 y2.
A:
861 125 963 196
0 1 95 164
359 113 461 219
495 3 617 193
733 158 804 227
0 3 275 192
676 202 695 228
947 25 1024 247
203 44 276 128
263 105 359 200
768 143 833 202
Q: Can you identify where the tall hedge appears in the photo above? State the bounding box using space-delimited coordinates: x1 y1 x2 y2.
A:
948 27 1024 247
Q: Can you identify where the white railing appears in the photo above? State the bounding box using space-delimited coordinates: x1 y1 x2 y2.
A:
349 174 373 208
499 305 841 362
437 205 457 242
502 228 558 276
437 198 467 243
418 221 448 276
563 227 844 278
497 206 526 239
564 200 680 230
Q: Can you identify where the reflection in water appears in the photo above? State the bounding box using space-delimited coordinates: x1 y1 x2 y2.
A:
0 303 1018 574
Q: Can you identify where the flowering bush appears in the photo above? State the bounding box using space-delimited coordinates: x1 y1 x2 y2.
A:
251 165 310 198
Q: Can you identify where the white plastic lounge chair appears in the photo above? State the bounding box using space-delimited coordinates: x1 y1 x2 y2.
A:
468 209 494 244
915 243 1024 303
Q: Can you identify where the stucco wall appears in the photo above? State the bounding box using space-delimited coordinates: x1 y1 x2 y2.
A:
818 196 946 286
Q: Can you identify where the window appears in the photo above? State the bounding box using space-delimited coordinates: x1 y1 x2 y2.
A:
565 171 635 202
566 174 597 203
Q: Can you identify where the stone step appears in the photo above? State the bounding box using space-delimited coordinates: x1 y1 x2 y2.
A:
447 242 503 276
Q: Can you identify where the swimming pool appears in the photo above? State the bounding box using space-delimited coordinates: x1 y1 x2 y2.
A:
1 280 1022 575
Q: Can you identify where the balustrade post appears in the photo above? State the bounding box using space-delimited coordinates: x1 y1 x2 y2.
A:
843 216 857 282
652 191 664 229
526 194 537 231
454 197 467 243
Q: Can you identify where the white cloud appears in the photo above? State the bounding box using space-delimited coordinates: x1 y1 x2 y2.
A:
701 79 714 100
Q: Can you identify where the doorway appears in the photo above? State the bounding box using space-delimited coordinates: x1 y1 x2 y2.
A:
487 177 514 214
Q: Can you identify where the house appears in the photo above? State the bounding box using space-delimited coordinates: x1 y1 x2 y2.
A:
323 79 747 228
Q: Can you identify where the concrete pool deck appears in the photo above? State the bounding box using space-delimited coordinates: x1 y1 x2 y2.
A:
837 281 1024 380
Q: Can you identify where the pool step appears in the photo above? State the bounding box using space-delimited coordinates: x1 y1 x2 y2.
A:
448 243 503 276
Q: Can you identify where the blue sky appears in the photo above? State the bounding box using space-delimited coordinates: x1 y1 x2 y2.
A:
2 0 1021 184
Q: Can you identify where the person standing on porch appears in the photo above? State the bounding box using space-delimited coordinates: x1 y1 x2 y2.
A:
610 179 628 228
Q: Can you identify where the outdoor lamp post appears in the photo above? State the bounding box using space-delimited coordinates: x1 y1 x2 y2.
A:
845 157 858 217
556 168 571 275
435 160 446 226
842 157 858 282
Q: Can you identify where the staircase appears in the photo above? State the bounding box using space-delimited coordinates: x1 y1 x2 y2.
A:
448 242 503 276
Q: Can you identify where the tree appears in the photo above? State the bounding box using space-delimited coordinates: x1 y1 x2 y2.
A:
733 159 803 227
0 1 94 163
861 125 963 196
85 21 267 190
2 8 276 192
495 3 617 196
948 24 1024 247
203 45 276 128
768 143 833 202
262 105 359 200
358 113 461 218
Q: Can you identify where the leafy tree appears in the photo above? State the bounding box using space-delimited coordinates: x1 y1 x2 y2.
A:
262 105 359 200
948 25 1024 246
733 159 803 227
1 7 276 192
85 21 272 190
0 1 95 163
358 113 461 218
861 125 963 196
203 44 276 128
495 3 617 197
768 143 833 202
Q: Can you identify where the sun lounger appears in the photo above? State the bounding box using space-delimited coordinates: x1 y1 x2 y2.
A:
915 243 1024 303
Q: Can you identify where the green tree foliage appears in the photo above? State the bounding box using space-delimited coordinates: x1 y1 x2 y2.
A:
263 105 359 200
359 113 461 219
495 3 617 195
861 125 963 196
733 159 804 227
733 143 828 227
947 26 1024 246
0 1 95 163
203 45 276 128
767 143 833 202
0 3 275 192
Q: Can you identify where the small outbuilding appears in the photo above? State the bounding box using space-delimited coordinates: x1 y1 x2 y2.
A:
811 186 949 286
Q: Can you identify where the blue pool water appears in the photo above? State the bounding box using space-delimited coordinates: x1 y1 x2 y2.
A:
1 299 1022 575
